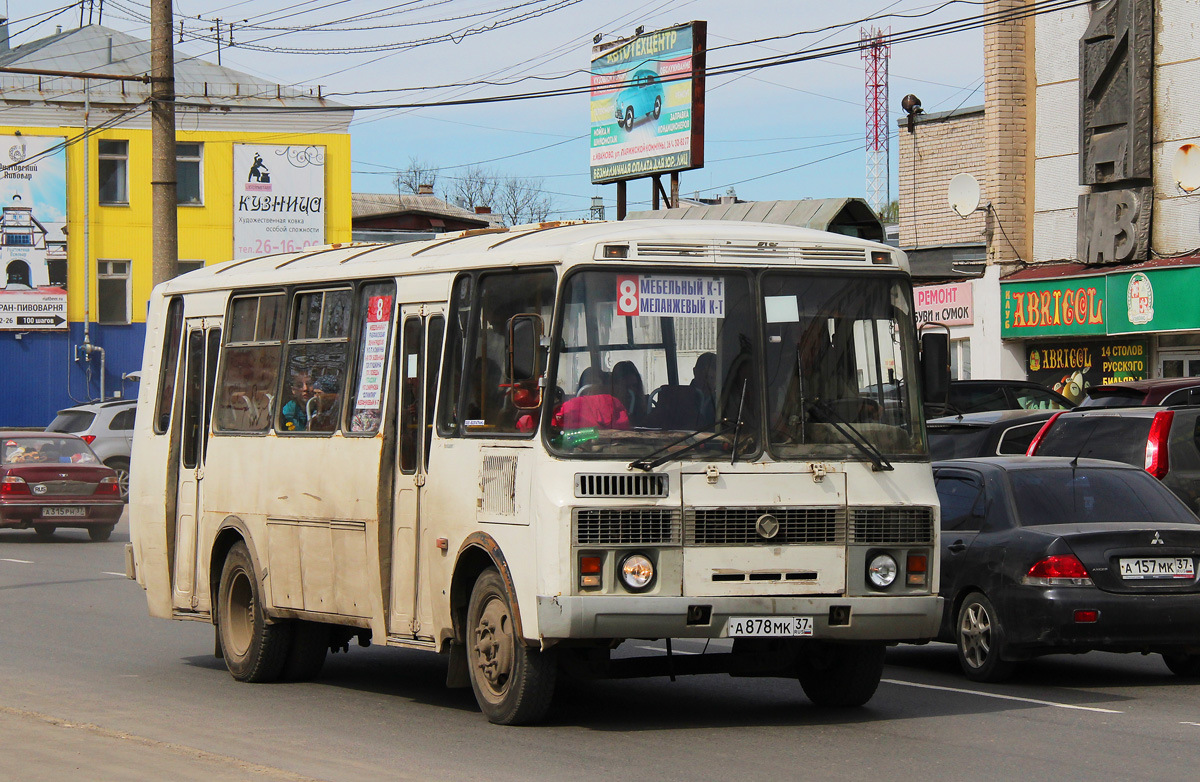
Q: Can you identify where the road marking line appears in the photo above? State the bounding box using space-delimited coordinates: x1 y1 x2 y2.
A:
101 572 126 577
881 678 1123 714
0 558 33 564
1181 722 1200 727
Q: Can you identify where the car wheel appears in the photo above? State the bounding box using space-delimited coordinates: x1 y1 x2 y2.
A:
653 95 662 119
625 106 635 130
34 525 56 540
217 541 293 682
282 620 329 682
956 592 1015 682
88 525 115 542
1163 652 1200 677
797 641 885 707
466 568 557 725
105 458 130 502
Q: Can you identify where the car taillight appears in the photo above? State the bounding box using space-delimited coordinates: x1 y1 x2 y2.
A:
0 475 29 495
1025 411 1064 455
1022 554 1092 586
80 435 97 444
95 476 121 496
1145 410 1174 480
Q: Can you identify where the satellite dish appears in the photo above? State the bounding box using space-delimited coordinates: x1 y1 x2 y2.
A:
1173 144 1199 193
948 173 981 218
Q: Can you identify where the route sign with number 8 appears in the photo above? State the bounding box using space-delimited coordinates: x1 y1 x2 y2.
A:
617 275 640 316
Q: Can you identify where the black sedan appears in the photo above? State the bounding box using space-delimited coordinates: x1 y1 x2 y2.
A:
933 456 1200 682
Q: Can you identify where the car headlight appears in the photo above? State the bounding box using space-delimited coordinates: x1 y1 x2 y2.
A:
619 553 655 591
868 553 898 588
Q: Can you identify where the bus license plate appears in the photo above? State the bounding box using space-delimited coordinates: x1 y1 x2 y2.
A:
1118 557 1194 579
42 506 87 518
727 616 814 637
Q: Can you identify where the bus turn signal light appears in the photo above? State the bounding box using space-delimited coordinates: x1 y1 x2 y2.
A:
580 556 602 588
906 553 927 586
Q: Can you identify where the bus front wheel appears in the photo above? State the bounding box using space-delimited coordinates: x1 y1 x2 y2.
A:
466 568 557 725
217 541 292 683
797 641 885 707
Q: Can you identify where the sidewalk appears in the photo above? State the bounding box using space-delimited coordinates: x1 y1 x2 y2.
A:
1 707 322 782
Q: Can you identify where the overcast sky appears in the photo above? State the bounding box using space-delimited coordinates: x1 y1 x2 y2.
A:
10 0 984 218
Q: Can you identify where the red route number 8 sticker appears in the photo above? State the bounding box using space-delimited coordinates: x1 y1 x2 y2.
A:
367 295 392 322
616 275 640 316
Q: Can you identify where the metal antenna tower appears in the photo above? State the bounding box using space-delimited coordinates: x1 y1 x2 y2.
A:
861 27 890 217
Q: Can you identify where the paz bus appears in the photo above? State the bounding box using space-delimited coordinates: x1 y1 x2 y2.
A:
127 219 946 724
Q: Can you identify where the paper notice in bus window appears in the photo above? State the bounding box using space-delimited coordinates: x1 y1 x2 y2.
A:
616 274 725 318
764 295 799 323
354 295 392 410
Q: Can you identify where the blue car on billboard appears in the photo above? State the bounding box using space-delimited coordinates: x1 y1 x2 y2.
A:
615 69 664 131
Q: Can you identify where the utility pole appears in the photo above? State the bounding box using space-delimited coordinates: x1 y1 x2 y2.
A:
151 0 177 286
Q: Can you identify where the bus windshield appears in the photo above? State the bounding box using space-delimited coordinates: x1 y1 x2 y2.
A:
547 268 924 460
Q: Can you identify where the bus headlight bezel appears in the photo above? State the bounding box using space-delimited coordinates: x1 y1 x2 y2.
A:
618 553 655 592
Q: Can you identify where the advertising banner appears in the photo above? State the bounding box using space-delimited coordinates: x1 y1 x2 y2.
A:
1026 338 1148 404
233 144 325 259
915 281 974 326
1001 277 1107 338
589 22 706 184
1105 266 1200 335
0 134 67 330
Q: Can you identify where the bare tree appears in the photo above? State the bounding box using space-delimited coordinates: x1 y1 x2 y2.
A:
496 176 554 225
394 157 441 195
450 165 501 215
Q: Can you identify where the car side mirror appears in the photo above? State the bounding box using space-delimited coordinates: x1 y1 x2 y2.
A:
920 328 951 411
507 314 544 410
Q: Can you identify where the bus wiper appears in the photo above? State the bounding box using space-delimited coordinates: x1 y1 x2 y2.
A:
811 400 894 472
629 419 737 472
729 378 749 466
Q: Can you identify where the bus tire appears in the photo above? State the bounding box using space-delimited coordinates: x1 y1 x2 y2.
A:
466 568 557 725
797 641 885 707
282 621 329 682
217 541 292 683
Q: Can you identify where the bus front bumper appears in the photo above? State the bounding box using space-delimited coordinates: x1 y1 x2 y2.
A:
535 594 943 642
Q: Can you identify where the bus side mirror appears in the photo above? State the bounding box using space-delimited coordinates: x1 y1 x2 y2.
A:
920 330 950 412
508 314 544 410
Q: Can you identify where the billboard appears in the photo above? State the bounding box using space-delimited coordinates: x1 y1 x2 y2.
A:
0 135 67 331
589 21 706 184
233 144 326 259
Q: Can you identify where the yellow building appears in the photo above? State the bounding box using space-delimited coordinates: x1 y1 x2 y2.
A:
0 24 352 426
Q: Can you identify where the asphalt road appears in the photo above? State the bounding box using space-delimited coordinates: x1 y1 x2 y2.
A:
3 513 1199 781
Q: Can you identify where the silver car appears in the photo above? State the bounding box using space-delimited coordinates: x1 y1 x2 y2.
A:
46 399 135 501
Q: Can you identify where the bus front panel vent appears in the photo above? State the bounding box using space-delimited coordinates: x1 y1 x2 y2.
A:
849 506 935 544
573 508 681 546
575 473 669 498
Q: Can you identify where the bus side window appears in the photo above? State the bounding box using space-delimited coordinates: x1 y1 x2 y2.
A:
154 297 184 434
348 282 396 434
280 288 353 434
214 293 284 433
398 317 422 472
425 315 444 468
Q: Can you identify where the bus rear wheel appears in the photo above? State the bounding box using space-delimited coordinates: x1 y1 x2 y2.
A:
466 568 557 725
797 641 885 707
217 541 292 683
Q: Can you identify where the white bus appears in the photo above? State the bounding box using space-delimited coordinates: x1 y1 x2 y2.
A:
128 219 946 724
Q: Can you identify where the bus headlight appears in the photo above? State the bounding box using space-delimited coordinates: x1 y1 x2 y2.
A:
619 553 655 592
867 553 898 588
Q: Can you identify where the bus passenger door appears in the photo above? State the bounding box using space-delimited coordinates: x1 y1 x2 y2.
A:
172 319 220 612
389 306 444 639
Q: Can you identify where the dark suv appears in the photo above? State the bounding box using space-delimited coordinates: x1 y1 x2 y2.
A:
929 380 1074 417
1027 406 1200 514
927 409 1059 460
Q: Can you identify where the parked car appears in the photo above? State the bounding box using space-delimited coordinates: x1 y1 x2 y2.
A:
927 409 1058 460
1079 377 1200 407
929 380 1074 417
615 68 664 130
0 433 124 541
46 399 135 501
933 456 1200 682
1027 406 1200 514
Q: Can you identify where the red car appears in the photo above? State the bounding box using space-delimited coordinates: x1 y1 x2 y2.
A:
0 433 124 541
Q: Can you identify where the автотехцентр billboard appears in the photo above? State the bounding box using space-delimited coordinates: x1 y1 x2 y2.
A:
589 22 706 184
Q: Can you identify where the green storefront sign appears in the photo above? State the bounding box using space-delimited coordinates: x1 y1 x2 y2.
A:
1002 266 1200 338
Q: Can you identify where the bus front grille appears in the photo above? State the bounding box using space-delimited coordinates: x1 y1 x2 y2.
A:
573 508 682 545
849 507 935 544
685 507 846 546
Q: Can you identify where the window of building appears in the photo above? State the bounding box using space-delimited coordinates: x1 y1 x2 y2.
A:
97 260 130 324
176 143 203 205
177 260 204 276
98 140 128 205
950 337 971 380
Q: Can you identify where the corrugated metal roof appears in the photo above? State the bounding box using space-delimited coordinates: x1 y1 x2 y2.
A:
626 198 881 234
351 192 488 224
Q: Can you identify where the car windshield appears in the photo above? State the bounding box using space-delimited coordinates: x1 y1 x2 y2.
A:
928 426 990 460
546 268 924 461
1034 416 1153 467
1009 467 1197 526
2 436 99 465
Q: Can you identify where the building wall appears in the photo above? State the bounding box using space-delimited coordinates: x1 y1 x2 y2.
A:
983 0 1030 265
0 125 352 426
897 109 988 248
1033 0 1200 262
